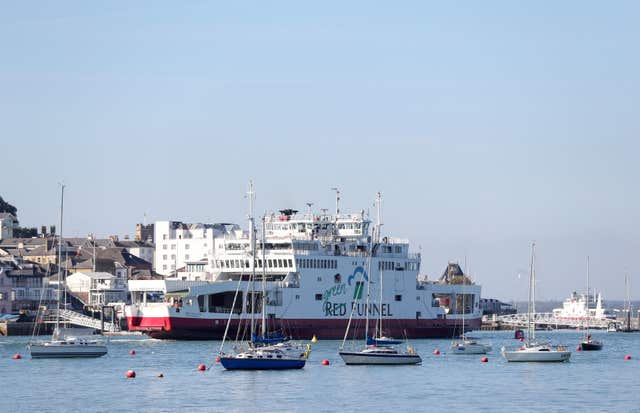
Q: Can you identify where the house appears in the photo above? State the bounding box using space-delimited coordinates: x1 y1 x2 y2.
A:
66 272 126 307
0 213 18 240
114 240 155 268
0 257 56 313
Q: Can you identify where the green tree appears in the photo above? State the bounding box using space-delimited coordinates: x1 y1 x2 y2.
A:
0 196 17 216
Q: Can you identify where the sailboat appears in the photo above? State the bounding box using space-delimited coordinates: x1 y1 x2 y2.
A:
502 243 571 362
339 192 421 365
219 182 308 370
579 256 602 351
29 184 107 359
450 262 491 355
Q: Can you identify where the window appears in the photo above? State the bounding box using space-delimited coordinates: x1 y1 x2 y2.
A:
185 244 190 250
163 234 167 240
317 277 322 282
171 244 176 250
185 254 189 260
163 255 167 260
268 260 273 268
283 259 288 268
163 244 168 250
171 254 175 260
278 259 283 268
334 273 341 283
163 265 167 270
394 294 402 302
315 294 323 301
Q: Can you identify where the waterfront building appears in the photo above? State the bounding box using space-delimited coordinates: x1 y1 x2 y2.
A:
66 271 127 307
154 221 239 277
0 213 18 240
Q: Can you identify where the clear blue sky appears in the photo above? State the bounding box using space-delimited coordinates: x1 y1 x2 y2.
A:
2 1 638 301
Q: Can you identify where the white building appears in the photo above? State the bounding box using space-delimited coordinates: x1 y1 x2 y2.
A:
66 271 127 306
115 240 155 268
0 213 17 240
154 221 241 277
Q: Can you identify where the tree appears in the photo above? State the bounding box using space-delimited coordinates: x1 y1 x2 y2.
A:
14 227 37 238
0 196 17 216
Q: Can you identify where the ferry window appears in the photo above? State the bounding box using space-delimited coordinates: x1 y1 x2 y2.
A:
163 265 167 270
315 294 323 301
163 255 167 260
163 234 167 240
171 244 176 250
185 254 189 260
395 246 401 253
278 259 283 268
416 311 421 319
268 260 273 268
295 295 300 300
288 259 293 267
245 260 250 268
317 277 322 282
171 254 175 260
225 260 229 268
198 295 206 312
258 259 262 268
283 260 288 268
395 295 402 302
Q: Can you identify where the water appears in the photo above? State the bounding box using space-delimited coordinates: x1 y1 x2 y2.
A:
1 330 638 413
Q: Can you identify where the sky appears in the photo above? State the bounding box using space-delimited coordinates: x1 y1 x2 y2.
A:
1 1 638 301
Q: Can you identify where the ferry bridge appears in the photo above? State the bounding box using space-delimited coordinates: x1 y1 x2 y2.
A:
497 313 618 330
43 309 120 333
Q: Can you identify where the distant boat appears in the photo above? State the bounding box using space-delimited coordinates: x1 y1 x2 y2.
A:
339 193 421 366
28 184 107 359
579 257 602 351
450 262 491 355
502 243 571 363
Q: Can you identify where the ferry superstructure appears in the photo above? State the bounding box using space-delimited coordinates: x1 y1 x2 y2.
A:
125 207 482 340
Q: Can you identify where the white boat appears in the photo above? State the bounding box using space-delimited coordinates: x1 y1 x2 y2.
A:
502 243 571 363
451 338 492 355
339 193 421 366
501 342 571 362
450 262 491 355
28 185 107 359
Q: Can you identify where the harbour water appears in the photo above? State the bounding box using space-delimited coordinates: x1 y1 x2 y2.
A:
2 330 638 413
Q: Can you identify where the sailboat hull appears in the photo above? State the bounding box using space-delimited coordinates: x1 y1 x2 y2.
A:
450 342 491 355
220 357 305 370
580 341 603 351
502 349 571 362
339 351 422 365
30 344 108 358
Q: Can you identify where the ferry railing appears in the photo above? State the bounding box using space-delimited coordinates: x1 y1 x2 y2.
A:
497 312 617 329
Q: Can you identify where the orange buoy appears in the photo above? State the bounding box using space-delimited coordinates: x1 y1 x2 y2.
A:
13 354 21 360
129 350 136 355
198 364 206 371
321 359 330 366
481 357 488 363
126 370 136 378
433 349 440 355
215 356 221 363
158 373 164 378
624 355 631 360
576 346 582 351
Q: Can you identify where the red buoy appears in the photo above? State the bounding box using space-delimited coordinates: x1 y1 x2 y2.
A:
13 354 21 360
129 350 136 355
481 357 488 363
322 359 330 366
576 346 582 351
198 364 206 371
215 356 221 363
625 355 632 360
433 349 440 355
125 370 136 378
158 373 164 378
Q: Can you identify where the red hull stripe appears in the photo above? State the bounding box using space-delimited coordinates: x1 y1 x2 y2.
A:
127 316 482 340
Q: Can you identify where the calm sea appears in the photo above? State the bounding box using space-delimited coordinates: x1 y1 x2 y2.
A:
1 330 638 413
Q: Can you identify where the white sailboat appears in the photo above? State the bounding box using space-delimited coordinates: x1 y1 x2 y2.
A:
339 192 421 365
450 261 491 355
502 243 570 362
29 184 107 359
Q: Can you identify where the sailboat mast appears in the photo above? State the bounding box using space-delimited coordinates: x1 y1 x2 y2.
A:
56 184 65 335
586 256 590 336
247 180 256 341
261 216 267 338
528 242 536 343
376 192 383 338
